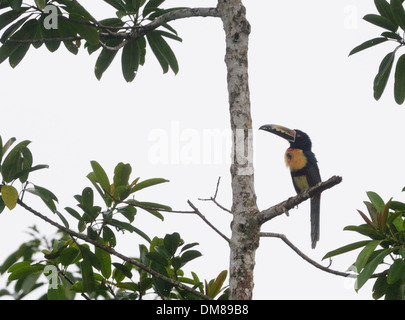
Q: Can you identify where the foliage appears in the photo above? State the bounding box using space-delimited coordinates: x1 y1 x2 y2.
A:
0 136 228 299
324 190 405 300
349 0 405 104
0 0 182 82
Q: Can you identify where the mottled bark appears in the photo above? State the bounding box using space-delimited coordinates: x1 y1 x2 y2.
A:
217 0 259 300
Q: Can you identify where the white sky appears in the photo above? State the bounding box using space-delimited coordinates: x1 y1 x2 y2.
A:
0 1 402 300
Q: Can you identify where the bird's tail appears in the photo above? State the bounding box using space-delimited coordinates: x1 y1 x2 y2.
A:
310 194 321 249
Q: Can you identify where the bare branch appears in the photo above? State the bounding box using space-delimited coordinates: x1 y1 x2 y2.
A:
256 175 343 225
138 7 220 35
198 177 232 214
260 232 355 278
16 199 211 300
187 200 230 243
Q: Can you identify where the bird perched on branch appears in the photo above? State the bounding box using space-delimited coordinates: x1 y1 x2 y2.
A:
259 124 322 249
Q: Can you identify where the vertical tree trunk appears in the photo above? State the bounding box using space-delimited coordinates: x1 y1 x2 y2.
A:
217 0 259 300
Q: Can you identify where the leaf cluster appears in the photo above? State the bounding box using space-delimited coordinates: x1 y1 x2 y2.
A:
0 0 182 82
0 136 49 212
324 190 405 299
0 136 227 299
349 0 405 104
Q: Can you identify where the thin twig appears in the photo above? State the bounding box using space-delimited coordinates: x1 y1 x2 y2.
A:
198 177 232 214
260 232 386 279
187 200 230 243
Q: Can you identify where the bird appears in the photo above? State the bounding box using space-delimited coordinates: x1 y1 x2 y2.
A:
259 124 322 249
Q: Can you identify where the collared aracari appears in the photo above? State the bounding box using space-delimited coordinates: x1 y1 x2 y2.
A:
259 124 322 249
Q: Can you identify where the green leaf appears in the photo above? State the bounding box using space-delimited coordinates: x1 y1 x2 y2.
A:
6 19 37 67
130 178 169 193
103 0 127 11
8 262 45 281
1 139 30 182
103 226 116 247
60 247 80 266
373 51 395 100
90 160 110 192
147 31 179 74
81 187 94 211
47 285 67 300
146 32 168 73
56 0 97 23
0 8 28 32
381 31 402 40
163 232 181 256
375 0 396 24
387 259 405 284
322 240 372 260
121 38 140 82
72 22 99 45
113 162 132 189
8 0 22 11
112 262 132 279
208 270 227 298
81 260 95 294
367 191 386 212
94 39 122 80
391 0 405 31
372 275 388 299
143 0 165 16
64 206 82 220
180 250 202 265
0 15 30 43
355 240 381 272
108 218 151 243
180 242 199 252
356 248 394 291
133 200 171 211
13 164 49 182
116 205 136 222
394 53 405 104
95 241 112 278
26 185 58 213
348 38 388 56
344 224 385 240
1 185 18 210
146 251 168 266
363 14 398 32
79 245 101 271
57 17 79 54
34 0 46 10
150 261 172 297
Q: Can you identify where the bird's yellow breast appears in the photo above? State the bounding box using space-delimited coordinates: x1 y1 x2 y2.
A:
292 175 310 191
285 148 307 172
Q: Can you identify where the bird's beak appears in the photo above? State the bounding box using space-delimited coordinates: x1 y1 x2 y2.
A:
259 124 296 142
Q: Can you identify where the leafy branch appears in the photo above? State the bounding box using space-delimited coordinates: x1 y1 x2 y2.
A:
0 135 228 300
349 0 405 104
0 0 219 81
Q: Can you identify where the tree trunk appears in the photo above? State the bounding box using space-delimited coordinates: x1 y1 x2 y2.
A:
217 0 259 300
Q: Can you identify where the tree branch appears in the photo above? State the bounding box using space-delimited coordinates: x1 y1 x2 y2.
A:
198 177 232 214
187 200 230 243
260 232 355 278
256 175 343 225
260 232 387 280
16 199 211 300
7 7 220 44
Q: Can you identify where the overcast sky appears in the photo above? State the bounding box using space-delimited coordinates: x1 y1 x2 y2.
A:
0 1 402 300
